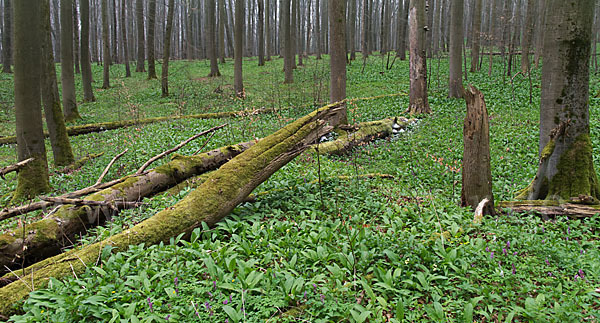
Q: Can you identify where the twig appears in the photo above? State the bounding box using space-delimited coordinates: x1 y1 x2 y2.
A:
3 265 32 291
135 123 227 175
95 149 128 186
193 131 217 155
0 158 34 179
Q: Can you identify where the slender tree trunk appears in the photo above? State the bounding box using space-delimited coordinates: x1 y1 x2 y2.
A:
398 0 409 60
61 0 80 121
135 0 145 72
121 0 131 77
101 0 111 89
407 0 430 114
234 0 244 96
315 0 322 58
80 0 96 101
207 0 221 76
161 0 174 97
13 0 51 200
348 0 356 60
534 0 546 67
283 0 293 83
448 0 464 98
265 0 271 60
147 0 157 79
52 0 61 61
361 0 368 58
41 0 75 167
291 0 298 68
296 0 303 66
432 0 441 55
470 0 482 72
219 0 226 63
329 0 348 126
257 0 265 66
73 1 81 74
111 0 117 63
1 0 11 73
521 0 535 73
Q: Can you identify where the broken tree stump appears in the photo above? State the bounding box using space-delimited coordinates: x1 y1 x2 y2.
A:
461 85 495 216
0 103 342 317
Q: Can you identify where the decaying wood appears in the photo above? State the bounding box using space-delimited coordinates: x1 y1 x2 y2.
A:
0 103 342 316
499 200 600 219
39 196 143 209
0 140 255 274
95 149 128 186
0 158 34 179
135 124 226 175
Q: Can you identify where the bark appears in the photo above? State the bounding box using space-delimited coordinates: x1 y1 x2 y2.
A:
398 0 409 60
234 0 244 96
291 0 297 68
80 0 96 101
111 0 118 63
135 0 145 72
348 0 356 60
0 158 33 179
517 0 599 202
219 0 226 62
0 103 343 317
120 0 131 77
315 0 322 58
329 0 348 126
432 0 441 55
207 0 221 76
161 0 175 97
283 0 293 83
13 0 50 200
0 140 254 275
73 1 80 74
258 0 265 66
534 0 546 67
407 0 431 114
1 0 11 73
448 0 464 98
61 0 80 122
360 0 368 58
101 0 111 89
147 0 157 79
461 86 494 215
521 0 535 73
498 200 600 219
265 0 271 61
470 0 482 72
41 0 75 167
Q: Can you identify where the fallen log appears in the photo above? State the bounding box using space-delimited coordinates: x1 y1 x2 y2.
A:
0 159 34 179
0 103 341 316
0 140 255 274
498 200 600 219
310 117 413 155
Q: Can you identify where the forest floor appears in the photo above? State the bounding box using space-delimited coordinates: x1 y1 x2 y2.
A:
1 53 599 322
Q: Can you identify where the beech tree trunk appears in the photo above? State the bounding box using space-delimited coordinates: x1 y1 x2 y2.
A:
234 0 244 96
407 0 430 114
448 0 464 98
315 0 322 58
135 0 145 72
147 0 157 79
207 0 221 76
258 0 265 66
470 0 482 72
329 0 348 126
283 0 293 83
521 0 535 73
265 0 271 61
61 0 80 122
219 0 226 62
120 0 131 77
73 1 80 74
461 85 494 215
0 103 343 317
161 0 175 97
101 0 111 89
1 0 11 73
534 0 546 67
41 0 75 167
517 0 600 202
80 0 96 101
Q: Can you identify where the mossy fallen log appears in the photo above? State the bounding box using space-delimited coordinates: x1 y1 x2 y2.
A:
0 109 268 146
310 117 413 155
498 200 600 219
0 141 254 274
0 103 341 317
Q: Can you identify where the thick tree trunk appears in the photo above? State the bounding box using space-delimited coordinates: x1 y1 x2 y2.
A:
448 0 464 98
0 103 343 317
283 0 293 83
101 0 111 89
329 0 348 126
13 0 50 200
80 0 96 101
461 86 494 215
517 0 599 202
61 0 80 122
0 141 255 275
161 0 175 97
120 0 131 77
407 0 431 114
1 0 11 73
41 0 75 167
234 0 244 96
147 0 157 79
521 0 535 73
470 0 482 72
207 0 221 76
135 0 145 72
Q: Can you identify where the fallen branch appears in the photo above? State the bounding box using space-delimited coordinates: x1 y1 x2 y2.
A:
39 196 143 209
58 153 104 174
95 149 128 186
0 158 34 179
498 200 600 219
0 103 342 316
135 123 226 175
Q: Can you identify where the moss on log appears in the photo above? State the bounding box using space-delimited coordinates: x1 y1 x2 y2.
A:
0 103 342 317
0 141 254 274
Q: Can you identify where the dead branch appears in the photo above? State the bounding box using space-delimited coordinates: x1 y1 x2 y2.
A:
0 158 34 179
95 149 128 186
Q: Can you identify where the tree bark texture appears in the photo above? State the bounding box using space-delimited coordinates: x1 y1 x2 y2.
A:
2 0 11 73
207 0 221 76
257 0 265 66
283 0 293 83
0 103 343 317
61 0 80 122
80 0 96 101
161 0 175 97
521 0 535 73
517 0 600 202
470 0 482 72
101 0 111 89
135 0 145 72
448 0 464 98
407 0 431 114
461 86 494 215
147 0 157 79
120 0 131 77
329 0 348 126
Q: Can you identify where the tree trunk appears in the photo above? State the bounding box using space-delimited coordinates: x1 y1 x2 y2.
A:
283 0 293 83
234 0 244 96
1 0 11 73
398 0 409 60
315 0 322 58
161 0 175 97
147 0 157 79
534 0 546 67
80 0 96 101
0 103 343 318
329 0 348 126
219 0 226 62
461 85 494 215
111 0 118 63
61 0 80 122
101 0 111 89
206 0 221 75
291 0 298 68
265 0 271 61
135 0 145 72
13 0 51 200
73 1 81 74
407 0 431 114
470 0 482 72
361 0 368 58
448 0 464 98
432 0 441 55
120 0 131 77
257 0 265 66
517 0 600 202
41 0 75 167
0 141 255 274
348 0 356 60
521 0 535 73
